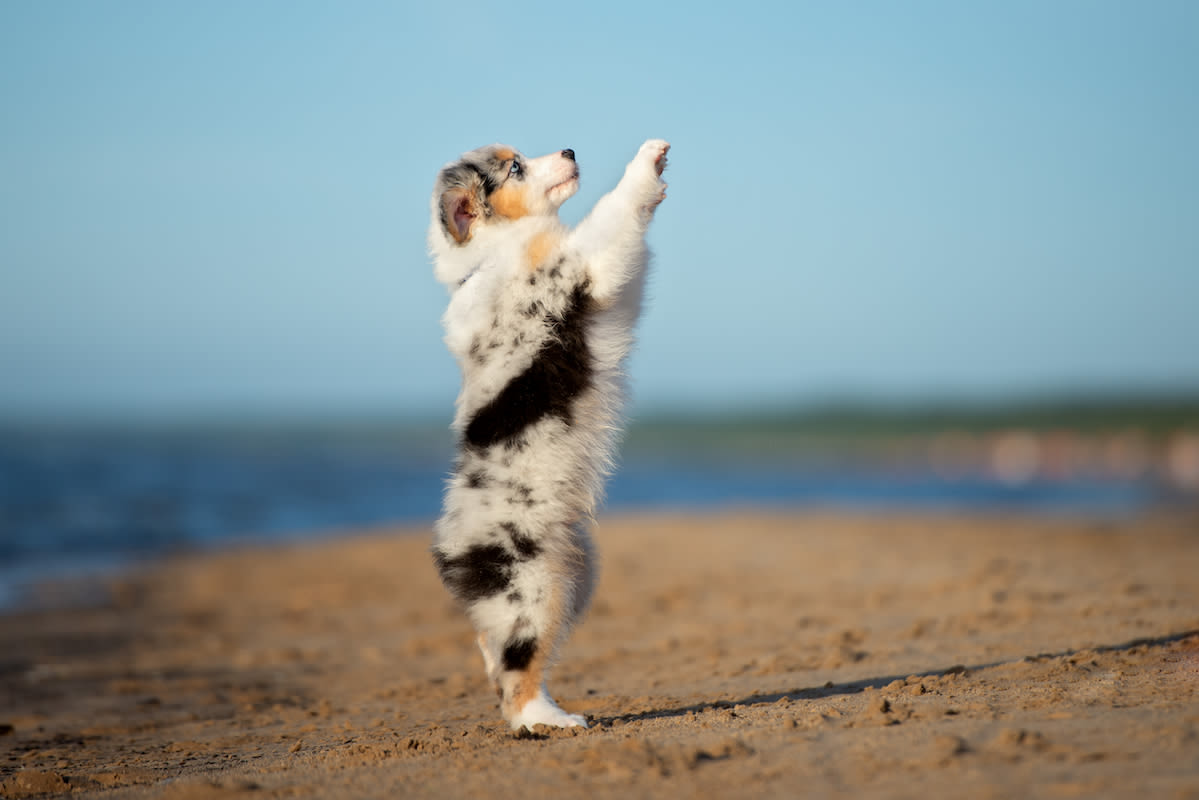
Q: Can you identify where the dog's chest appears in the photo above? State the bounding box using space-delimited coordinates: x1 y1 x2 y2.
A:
444 267 578 385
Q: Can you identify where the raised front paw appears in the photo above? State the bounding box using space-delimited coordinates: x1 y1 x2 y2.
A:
625 139 669 213
637 139 670 177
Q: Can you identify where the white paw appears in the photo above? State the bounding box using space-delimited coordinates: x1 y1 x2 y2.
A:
637 139 670 176
625 139 669 213
627 139 670 181
508 692 588 730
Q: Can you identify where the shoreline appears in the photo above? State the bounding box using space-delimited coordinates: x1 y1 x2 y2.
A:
2 510 1198 798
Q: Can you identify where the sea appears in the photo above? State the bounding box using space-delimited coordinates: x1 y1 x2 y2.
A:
0 423 1168 610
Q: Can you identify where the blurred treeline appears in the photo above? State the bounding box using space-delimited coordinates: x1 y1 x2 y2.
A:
626 394 1199 493
631 395 1199 440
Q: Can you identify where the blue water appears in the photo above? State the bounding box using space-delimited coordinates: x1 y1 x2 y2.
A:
0 427 1161 608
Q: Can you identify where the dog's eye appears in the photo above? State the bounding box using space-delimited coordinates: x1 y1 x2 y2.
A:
509 161 522 177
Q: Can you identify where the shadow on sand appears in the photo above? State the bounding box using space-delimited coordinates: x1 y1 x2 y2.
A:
592 628 1199 728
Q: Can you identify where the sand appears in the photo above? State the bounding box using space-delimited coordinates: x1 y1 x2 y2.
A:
2 510 1198 799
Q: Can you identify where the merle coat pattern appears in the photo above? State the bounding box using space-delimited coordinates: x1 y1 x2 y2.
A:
428 139 669 729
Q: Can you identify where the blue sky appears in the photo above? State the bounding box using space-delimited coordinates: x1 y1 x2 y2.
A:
2 1 1197 422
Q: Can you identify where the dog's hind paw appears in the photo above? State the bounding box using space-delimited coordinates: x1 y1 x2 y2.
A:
508 692 588 730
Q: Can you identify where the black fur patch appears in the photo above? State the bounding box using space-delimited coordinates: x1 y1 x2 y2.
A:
500 521 541 559
512 533 540 558
432 544 514 603
502 636 538 671
464 285 593 450
465 470 489 489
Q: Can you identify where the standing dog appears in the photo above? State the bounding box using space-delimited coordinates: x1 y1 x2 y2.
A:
428 139 669 729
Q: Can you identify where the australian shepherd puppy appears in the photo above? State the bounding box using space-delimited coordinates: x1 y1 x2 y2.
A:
428 139 669 729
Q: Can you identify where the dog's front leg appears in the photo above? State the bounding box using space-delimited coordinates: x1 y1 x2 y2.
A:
570 139 669 304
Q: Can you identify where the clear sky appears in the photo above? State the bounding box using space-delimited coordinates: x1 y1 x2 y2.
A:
2 1 1197 422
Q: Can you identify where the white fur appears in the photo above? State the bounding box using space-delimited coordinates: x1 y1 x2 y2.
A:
508 687 588 730
429 140 669 730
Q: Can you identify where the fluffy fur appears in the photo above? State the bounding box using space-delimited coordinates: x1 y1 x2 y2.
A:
428 139 669 729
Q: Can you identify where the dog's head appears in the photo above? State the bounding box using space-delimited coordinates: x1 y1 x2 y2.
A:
431 145 579 247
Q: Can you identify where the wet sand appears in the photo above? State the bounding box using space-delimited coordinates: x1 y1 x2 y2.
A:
2 511 1198 798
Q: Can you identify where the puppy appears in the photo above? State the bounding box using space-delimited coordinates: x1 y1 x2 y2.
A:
428 139 669 729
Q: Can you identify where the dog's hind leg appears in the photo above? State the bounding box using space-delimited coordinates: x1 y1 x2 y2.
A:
435 524 587 728
486 544 588 730
496 586 587 729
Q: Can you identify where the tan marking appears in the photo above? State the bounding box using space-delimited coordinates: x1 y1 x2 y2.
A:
524 231 559 271
502 620 551 715
511 668 542 709
489 183 528 220
501 648 547 717
494 148 516 163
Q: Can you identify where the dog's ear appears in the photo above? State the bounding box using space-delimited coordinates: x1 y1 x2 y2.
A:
440 186 481 245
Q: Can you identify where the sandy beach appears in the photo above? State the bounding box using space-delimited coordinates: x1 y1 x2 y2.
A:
2 510 1198 798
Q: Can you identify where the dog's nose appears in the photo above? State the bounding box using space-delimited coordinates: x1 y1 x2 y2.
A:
561 149 575 161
